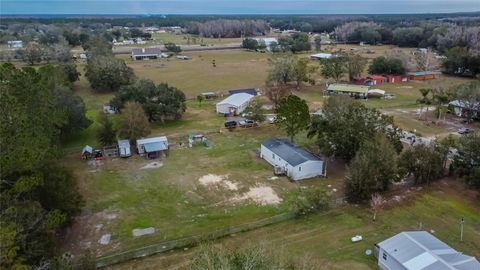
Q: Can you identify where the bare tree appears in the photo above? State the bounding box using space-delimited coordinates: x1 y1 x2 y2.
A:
119 101 151 142
370 193 384 222
264 82 291 109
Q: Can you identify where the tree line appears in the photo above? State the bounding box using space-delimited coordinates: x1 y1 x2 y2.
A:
0 62 91 268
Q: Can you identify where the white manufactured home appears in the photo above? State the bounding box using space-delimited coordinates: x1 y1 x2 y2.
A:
260 138 326 181
376 231 480 270
216 93 254 115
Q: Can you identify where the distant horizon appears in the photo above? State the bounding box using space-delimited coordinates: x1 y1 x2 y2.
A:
2 0 480 16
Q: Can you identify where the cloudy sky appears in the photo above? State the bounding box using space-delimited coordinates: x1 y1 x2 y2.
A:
1 0 479 15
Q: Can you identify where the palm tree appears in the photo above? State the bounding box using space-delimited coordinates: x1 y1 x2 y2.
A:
417 88 432 120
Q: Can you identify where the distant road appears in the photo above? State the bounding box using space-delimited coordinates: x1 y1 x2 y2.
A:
112 45 243 55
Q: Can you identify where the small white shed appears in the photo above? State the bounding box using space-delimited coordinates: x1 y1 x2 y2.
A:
216 93 254 115
117 139 131 158
261 138 326 181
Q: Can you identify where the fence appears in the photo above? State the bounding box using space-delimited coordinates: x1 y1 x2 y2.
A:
95 212 294 268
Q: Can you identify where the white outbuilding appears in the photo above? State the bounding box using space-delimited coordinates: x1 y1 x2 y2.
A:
216 93 254 115
260 138 326 181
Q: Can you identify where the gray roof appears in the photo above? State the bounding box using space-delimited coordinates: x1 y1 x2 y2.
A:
262 138 322 166
217 93 254 107
378 231 480 270
132 47 162 56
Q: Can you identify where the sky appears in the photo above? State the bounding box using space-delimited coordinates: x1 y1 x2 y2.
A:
1 0 480 15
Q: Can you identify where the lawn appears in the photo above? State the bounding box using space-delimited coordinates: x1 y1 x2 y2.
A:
150 32 243 46
110 181 480 270
57 48 478 263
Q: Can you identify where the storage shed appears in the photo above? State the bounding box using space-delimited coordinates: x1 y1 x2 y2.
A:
132 48 162 60
408 71 437 80
376 231 480 270
216 93 254 115
325 84 370 99
261 139 326 181
136 136 169 159
118 140 131 158
310 53 335 60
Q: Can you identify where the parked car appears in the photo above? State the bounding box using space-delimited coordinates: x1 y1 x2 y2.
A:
224 120 237 128
458 128 471 134
238 119 257 128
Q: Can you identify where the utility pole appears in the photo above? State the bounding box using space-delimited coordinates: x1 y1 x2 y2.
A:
460 216 464 242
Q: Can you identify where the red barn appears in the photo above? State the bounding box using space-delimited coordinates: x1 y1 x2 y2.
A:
385 75 404 83
364 75 385 86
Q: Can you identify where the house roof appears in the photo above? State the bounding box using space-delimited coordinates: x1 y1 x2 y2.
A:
262 138 322 166
377 231 480 270
449 100 480 111
217 93 254 107
228 88 257 96
137 136 168 152
143 141 168 152
137 136 168 145
326 84 370 94
132 47 162 56
367 75 386 80
408 71 438 76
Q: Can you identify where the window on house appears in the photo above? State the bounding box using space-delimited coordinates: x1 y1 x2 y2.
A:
299 167 302 171
272 153 275 159
382 252 387 261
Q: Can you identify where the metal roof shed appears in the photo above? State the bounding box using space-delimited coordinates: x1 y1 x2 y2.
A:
216 93 254 115
377 231 480 270
137 136 169 155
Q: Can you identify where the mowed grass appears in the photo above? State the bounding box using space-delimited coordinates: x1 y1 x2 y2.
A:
120 50 271 98
151 32 243 46
110 185 480 270
67 122 340 255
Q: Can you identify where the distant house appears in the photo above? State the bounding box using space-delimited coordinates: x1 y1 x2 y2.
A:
201 92 218 99
376 231 480 270
325 84 370 99
117 140 131 158
137 136 169 159
132 48 162 60
261 138 326 181
253 37 278 51
79 53 87 59
228 88 257 96
310 53 335 60
449 100 480 119
216 93 254 115
408 71 437 80
7 40 23 48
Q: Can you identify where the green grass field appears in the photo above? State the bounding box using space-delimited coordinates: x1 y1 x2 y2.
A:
150 32 243 46
110 183 480 269
56 48 478 263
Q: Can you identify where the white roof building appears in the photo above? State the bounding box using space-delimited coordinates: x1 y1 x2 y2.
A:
216 93 254 115
310 53 335 60
377 231 480 270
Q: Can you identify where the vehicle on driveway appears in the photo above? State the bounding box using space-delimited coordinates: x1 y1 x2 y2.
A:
238 119 257 128
224 120 238 128
458 128 471 134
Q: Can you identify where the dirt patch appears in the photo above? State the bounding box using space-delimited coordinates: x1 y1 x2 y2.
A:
198 174 224 185
141 162 163 169
234 186 282 205
223 180 239 191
